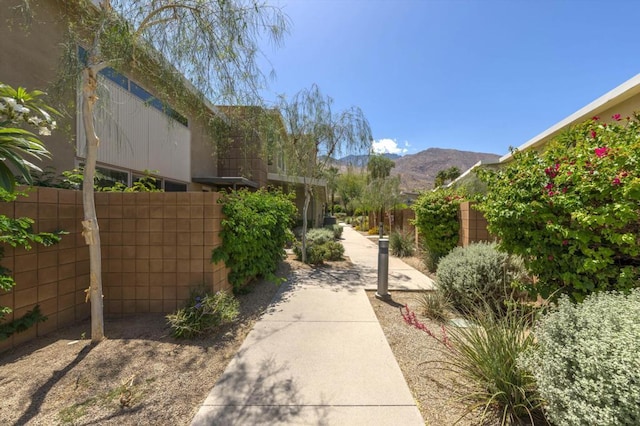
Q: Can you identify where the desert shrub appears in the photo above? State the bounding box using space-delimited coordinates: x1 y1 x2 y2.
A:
305 228 334 244
411 188 465 270
293 233 344 265
436 242 528 316
324 224 343 239
477 115 640 301
367 226 378 235
520 290 640 426
414 290 450 321
446 308 544 425
389 230 414 257
212 188 297 293
166 290 239 339
322 240 344 260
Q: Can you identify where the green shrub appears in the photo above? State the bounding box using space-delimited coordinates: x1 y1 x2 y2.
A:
293 239 344 264
436 242 528 316
305 228 334 245
477 115 640 301
520 290 640 426
446 308 544 425
389 230 415 257
414 290 450 321
411 188 464 270
322 240 344 261
324 224 343 239
212 188 297 293
293 227 344 264
166 290 239 339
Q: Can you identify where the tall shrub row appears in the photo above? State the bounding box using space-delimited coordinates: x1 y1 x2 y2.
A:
411 188 464 270
212 188 297 293
478 115 640 301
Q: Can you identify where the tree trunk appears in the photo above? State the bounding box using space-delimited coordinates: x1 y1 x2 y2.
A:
301 183 312 263
81 67 104 343
330 191 335 214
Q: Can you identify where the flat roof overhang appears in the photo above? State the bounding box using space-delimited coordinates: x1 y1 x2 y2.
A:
192 176 259 189
267 173 326 187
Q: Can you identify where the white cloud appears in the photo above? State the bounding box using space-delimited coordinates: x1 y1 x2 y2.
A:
372 138 409 155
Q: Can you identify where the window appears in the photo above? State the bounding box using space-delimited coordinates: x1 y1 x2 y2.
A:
95 166 128 189
164 180 187 192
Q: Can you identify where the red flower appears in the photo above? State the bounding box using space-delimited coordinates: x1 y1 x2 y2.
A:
612 177 621 185
592 116 600 121
594 147 609 158
612 113 622 121
590 130 597 139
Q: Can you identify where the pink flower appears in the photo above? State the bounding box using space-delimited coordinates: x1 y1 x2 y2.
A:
545 164 560 178
612 113 622 121
594 147 609 158
590 130 597 139
545 183 554 190
612 177 621 185
592 116 600 121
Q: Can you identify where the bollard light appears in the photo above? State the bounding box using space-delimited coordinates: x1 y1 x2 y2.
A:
376 238 390 300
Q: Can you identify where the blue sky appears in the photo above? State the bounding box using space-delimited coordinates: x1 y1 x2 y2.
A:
259 0 640 156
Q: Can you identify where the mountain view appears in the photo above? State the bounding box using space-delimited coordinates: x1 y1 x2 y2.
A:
336 148 501 192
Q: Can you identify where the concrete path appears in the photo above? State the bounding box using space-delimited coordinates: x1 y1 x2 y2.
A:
191 225 434 425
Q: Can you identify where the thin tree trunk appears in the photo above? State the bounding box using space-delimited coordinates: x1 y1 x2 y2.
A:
81 67 104 343
301 183 312 263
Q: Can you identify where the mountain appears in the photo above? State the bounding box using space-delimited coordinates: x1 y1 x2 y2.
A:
335 153 400 167
391 148 500 191
334 148 501 192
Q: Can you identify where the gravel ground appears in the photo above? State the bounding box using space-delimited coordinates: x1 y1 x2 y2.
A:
1 255 491 426
0 265 286 426
367 289 480 426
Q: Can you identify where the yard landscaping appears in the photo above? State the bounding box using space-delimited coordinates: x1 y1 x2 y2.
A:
0 255 485 426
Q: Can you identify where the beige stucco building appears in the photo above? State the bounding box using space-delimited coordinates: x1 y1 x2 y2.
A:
451 73 640 189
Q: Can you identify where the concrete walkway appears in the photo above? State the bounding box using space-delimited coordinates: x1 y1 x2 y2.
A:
191 225 435 425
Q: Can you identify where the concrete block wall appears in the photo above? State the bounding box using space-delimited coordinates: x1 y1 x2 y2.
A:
0 187 228 352
366 209 416 235
458 201 493 247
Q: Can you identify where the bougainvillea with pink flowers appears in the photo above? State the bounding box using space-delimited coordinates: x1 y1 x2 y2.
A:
477 114 640 301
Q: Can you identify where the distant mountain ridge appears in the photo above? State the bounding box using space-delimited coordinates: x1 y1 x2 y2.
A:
336 153 400 167
335 148 500 192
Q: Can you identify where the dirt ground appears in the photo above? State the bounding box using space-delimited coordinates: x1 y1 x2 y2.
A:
1 255 485 426
0 264 286 426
